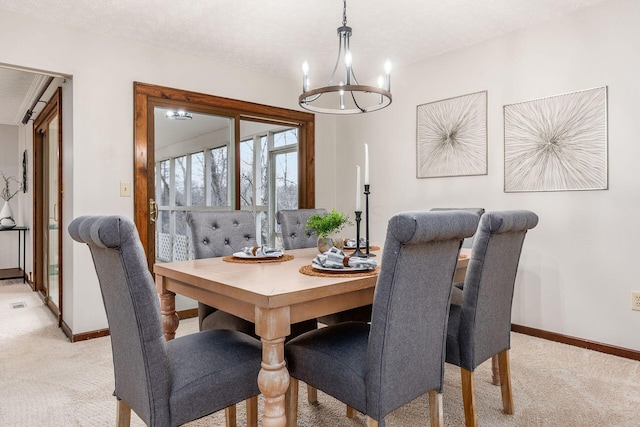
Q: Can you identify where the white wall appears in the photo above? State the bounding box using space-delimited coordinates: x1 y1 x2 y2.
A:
0 124 20 269
335 0 640 351
4 1 637 352
0 10 337 334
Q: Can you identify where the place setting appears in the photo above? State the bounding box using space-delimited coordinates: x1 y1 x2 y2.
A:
342 237 381 253
223 245 294 264
300 246 379 278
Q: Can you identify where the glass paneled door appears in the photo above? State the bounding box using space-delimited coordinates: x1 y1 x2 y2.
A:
33 87 62 320
133 83 316 277
43 115 60 308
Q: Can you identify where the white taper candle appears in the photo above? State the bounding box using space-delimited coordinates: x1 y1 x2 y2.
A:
364 143 370 185
355 165 361 211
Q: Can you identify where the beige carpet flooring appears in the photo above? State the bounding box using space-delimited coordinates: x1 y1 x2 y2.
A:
1 279 639 426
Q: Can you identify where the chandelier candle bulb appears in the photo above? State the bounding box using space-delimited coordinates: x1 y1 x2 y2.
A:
355 165 361 211
385 60 392 91
302 61 309 92
364 144 370 185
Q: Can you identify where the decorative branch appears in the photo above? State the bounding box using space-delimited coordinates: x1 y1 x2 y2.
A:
1 172 22 202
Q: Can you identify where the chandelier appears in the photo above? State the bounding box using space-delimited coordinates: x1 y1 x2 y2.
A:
298 0 392 115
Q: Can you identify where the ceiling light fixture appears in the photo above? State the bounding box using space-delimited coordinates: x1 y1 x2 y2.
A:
165 110 192 120
299 0 392 115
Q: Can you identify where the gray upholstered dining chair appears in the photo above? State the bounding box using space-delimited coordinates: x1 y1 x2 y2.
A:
445 210 538 427
284 210 480 427
68 215 262 427
277 208 374 328
187 210 318 337
186 210 318 412
276 208 326 250
187 210 259 335
429 207 485 248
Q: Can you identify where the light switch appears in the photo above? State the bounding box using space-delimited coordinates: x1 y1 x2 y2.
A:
120 181 131 197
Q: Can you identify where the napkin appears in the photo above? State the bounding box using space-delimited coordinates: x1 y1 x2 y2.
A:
241 245 283 257
313 247 377 270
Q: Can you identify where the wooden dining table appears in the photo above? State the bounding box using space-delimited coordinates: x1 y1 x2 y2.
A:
154 246 470 427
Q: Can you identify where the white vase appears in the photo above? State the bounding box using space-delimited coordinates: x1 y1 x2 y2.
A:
0 200 16 228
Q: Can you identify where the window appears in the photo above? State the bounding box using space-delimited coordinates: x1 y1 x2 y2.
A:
209 146 229 207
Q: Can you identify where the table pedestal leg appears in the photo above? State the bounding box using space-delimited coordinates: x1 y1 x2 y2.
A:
256 307 290 427
156 275 179 341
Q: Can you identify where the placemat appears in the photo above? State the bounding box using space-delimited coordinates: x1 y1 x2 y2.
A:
299 264 380 278
223 254 294 264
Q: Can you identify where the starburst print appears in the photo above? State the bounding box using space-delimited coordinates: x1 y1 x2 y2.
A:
504 87 607 192
416 91 487 178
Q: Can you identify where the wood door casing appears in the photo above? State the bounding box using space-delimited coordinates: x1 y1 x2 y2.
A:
133 82 316 269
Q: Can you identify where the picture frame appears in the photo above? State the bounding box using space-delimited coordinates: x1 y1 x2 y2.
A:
416 90 488 178
504 86 608 192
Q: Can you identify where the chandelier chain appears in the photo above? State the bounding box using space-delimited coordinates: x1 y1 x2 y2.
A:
342 0 347 27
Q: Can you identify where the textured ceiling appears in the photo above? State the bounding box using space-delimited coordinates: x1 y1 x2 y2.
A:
0 68 50 126
0 0 611 125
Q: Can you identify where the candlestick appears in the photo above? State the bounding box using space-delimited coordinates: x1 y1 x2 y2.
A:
352 210 366 258
355 165 361 211
364 183 375 257
364 143 370 185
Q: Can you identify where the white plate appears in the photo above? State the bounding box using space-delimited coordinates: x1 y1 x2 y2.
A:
233 251 283 259
311 261 374 273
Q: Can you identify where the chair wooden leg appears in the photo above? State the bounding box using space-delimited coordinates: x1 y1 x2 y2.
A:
116 399 131 427
366 416 379 427
246 396 258 427
498 350 514 415
428 390 444 427
461 368 478 427
285 377 299 427
491 354 500 385
224 404 236 427
346 405 357 418
307 384 318 404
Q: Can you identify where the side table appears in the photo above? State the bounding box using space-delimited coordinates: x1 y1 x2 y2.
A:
0 226 28 283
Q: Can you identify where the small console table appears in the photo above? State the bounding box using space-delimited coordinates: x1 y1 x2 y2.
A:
0 226 28 283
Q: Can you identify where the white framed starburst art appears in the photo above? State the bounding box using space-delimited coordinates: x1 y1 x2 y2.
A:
504 86 608 192
416 91 488 178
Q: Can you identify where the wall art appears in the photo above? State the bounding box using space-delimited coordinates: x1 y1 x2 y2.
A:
416 90 487 178
504 86 608 192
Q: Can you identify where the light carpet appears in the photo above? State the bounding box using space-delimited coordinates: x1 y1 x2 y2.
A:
1 279 639 426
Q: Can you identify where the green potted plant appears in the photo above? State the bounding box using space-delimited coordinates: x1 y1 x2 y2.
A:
305 209 351 252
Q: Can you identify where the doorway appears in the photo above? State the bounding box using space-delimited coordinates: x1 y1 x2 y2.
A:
33 87 63 322
133 82 316 268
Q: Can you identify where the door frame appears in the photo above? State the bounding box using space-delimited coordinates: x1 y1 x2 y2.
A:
33 87 63 324
133 82 316 269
